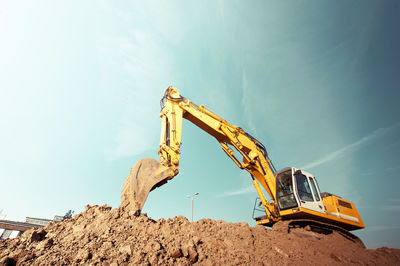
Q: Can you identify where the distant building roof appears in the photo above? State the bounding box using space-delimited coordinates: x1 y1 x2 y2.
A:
53 215 64 222
1 214 65 239
25 217 52 226
0 219 44 232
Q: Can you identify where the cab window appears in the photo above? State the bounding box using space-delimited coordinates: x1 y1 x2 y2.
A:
309 177 320 201
276 170 298 210
296 174 313 201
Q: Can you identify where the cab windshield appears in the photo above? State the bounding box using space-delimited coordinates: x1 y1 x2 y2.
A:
276 170 298 210
295 174 314 202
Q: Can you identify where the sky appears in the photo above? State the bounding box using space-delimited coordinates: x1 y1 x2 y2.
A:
0 0 399 249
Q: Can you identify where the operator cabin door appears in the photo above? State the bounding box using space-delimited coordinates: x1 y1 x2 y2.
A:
294 171 325 213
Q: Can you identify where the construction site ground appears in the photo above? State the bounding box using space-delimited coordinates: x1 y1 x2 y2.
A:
0 205 399 265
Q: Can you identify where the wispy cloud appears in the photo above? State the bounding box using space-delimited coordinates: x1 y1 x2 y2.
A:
357 199 400 211
357 205 374 209
368 225 400 232
385 166 400 172
241 69 258 135
217 185 254 198
360 171 375 176
383 205 400 211
301 122 400 170
99 3 175 158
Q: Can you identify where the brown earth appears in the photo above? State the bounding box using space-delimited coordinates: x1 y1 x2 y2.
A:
0 205 399 265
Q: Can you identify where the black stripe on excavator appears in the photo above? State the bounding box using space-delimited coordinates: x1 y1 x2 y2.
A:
221 144 243 169
243 130 277 175
256 157 267 175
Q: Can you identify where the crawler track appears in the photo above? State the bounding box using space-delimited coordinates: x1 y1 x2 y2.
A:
272 219 365 248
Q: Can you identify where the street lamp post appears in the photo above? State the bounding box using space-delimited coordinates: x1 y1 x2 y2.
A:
186 192 199 222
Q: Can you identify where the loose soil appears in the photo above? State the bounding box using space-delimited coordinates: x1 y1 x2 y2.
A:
1 205 399 265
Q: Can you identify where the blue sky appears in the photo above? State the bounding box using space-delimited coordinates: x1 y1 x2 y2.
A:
0 1 399 249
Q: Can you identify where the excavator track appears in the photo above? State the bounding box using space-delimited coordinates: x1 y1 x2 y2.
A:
272 219 365 248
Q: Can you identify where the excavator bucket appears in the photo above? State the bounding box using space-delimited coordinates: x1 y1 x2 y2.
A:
120 158 176 215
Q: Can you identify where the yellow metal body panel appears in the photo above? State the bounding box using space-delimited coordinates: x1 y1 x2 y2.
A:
256 218 272 226
273 204 364 231
322 196 364 228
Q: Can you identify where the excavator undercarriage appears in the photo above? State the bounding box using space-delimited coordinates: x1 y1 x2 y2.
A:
272 219 365 248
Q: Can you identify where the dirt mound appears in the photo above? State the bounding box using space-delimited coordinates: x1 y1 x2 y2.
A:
1 205 399 265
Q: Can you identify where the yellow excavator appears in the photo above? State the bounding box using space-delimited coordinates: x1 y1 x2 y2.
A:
121 86 365 245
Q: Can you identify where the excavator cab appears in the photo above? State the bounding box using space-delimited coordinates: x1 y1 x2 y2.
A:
274 167 364 233
276 167 325 214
